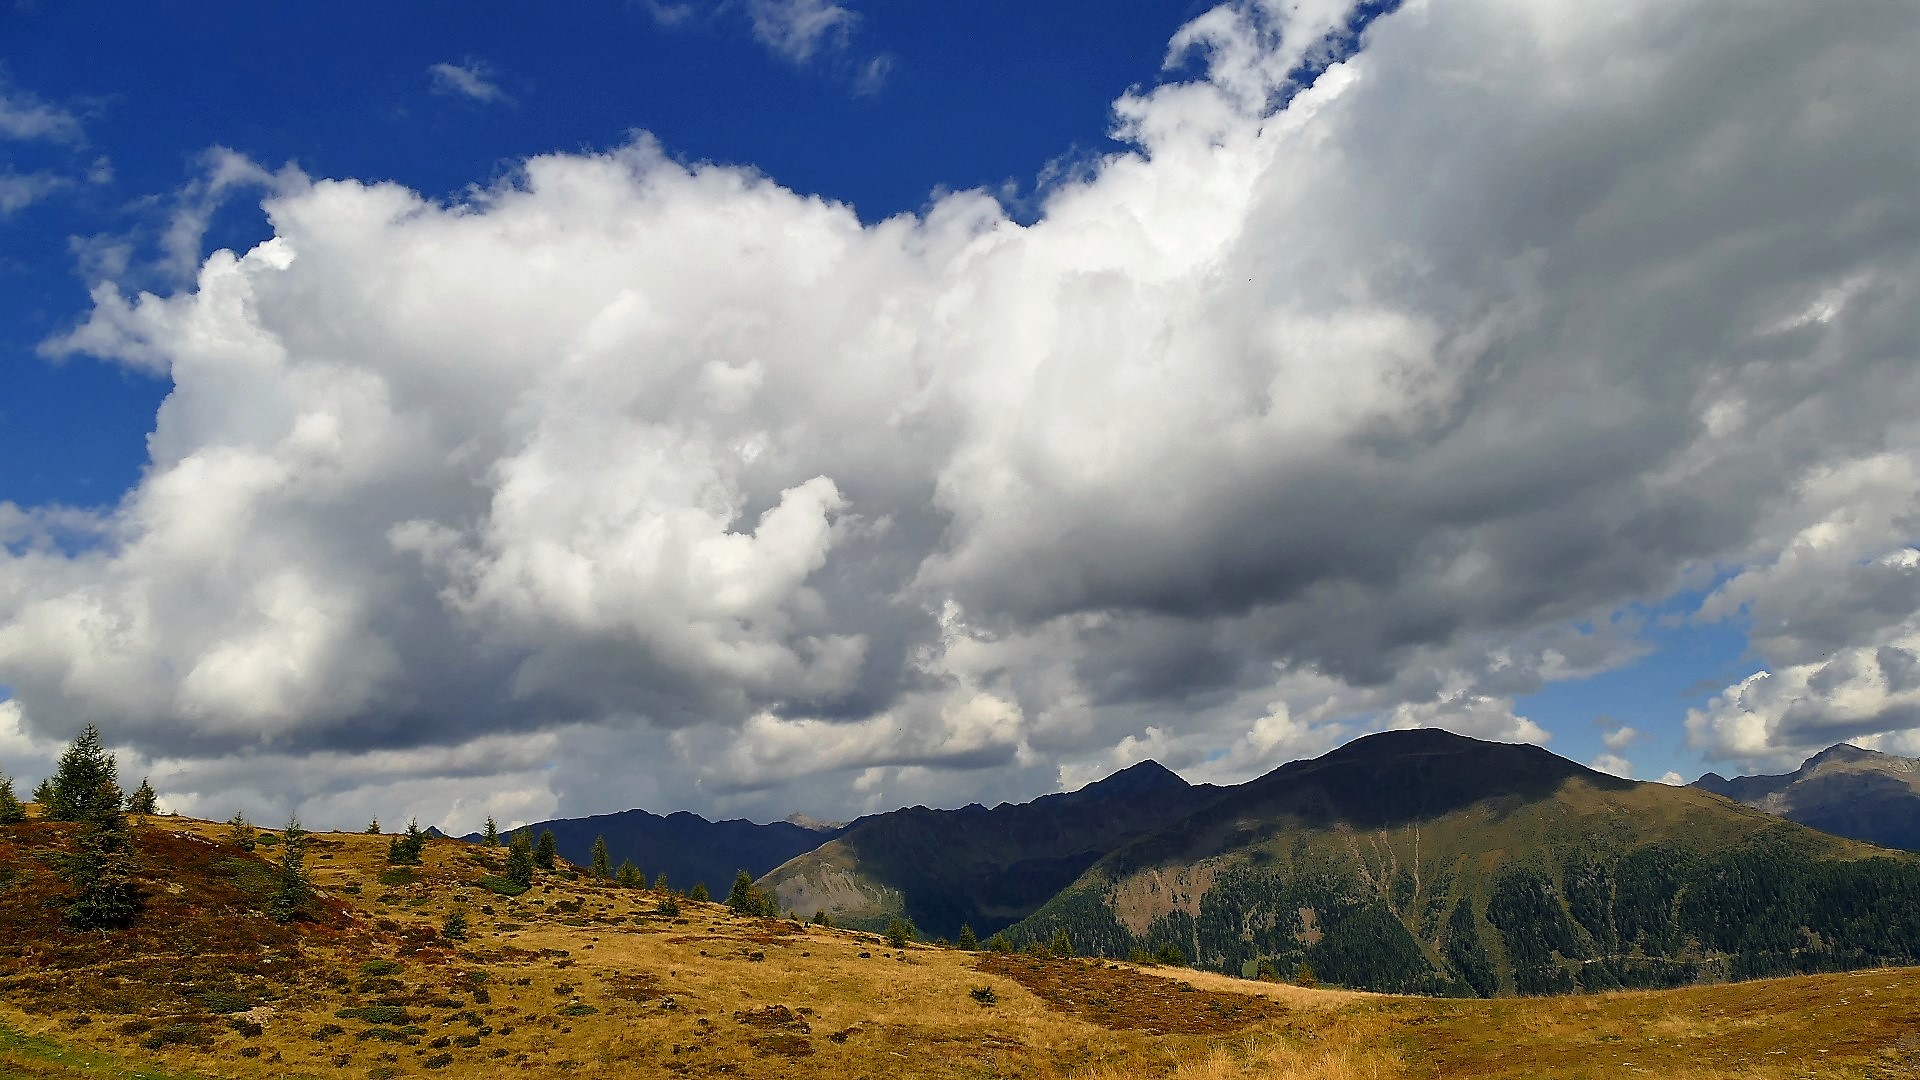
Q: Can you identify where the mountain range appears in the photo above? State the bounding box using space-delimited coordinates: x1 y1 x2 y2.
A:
509 729 1920 996
1694 743 1920 852
460 806 847 893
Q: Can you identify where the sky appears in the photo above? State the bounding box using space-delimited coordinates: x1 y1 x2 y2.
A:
1 0 1917 833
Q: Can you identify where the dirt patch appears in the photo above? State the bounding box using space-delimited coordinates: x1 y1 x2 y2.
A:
976 954 1289 1036
733 1004 810 1032
605 972 664 1002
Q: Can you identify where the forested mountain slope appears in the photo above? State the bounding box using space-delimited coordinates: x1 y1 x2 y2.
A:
1008 729 1920 996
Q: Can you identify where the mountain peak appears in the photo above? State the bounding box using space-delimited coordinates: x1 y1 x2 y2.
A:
1805 743 1881 769
1083 759 1190 797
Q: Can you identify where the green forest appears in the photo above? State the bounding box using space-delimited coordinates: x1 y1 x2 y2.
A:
1006 829 1920 997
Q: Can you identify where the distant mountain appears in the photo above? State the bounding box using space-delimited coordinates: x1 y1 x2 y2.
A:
761 759 1220 939
463 809 847 893
1003 729 1920 996
1694 743 1920 851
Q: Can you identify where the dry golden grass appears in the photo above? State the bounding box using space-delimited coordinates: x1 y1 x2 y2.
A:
3 821 1920 1080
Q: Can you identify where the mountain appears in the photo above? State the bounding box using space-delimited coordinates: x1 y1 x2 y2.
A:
1694 743 1920 851
761 759 1220 939
1004 729 1920 996
464 808 847 893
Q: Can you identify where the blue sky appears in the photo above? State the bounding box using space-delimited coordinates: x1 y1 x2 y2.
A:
1 0 1915 829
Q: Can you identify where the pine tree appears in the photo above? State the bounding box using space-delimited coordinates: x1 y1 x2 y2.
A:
388 818 427 865
656 892 681 917
61 807 138 930
653 871 670 892
31 777 53 806
590 835 611 879
441 908 469 942
615 860 643 888
268 814 311 922
0 776 26 825
726 870 757 915
366 818 381 834
885 916 915 949
688 881 709 903
226 811 256 850
986 932 1014 954
127 777 157 816
534 830 557 871
956 923 978 950
482 817 500 847
811 910 833 928
1049 928 1073 958
48 724 123 823
504 830 534 890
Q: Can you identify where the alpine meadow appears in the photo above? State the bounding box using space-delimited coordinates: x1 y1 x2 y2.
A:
4 0 1920 1077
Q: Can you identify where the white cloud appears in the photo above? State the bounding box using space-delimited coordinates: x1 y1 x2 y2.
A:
747 0 858 63
0 171 67 215
0 82 83 144
1590 752 1633 778
429 59 510 104
7 0 1920 829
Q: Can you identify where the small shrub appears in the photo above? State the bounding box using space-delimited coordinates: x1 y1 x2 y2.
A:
200 989 252 1013
311 1023 345 1040
424 1052 454 1069
429 1035 452 1049
477 875 526 896
140 1023 212 1050
557 1003 598 1017
454 1033 482 1048
442 909 469 942
969 986 997 1006
227 1017 264 1037
238 1046 261 1058
377 868 418 887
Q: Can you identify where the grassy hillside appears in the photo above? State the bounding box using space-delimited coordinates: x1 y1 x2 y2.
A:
3 810 1920 1078
1006 730 1920 995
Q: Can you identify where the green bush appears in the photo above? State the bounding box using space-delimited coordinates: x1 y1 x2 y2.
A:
360 959 401 976
199 989 252 1013
477 875 527 896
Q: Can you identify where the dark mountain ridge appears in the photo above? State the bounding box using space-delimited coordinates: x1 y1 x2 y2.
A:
760 756 1221 939
462 807 850 894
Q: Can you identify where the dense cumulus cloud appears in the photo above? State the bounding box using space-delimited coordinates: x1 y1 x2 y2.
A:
3 0 1917 827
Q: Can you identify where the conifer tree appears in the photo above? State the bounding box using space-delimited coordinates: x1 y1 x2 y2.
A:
688 881 709 903
387 817 428 865
615 860 642 888
504 829 534 890
127 777 157 816
482 817 500 847
956 923 978 950
48 724 123 823
226 811 256 850
366 818 381 834
534 830 557 871
590 836 611 879
31 777 53 806
653 871 670 892
441 908 469 942
268 814 311 922
61 806 138 930
727 870 756 915
0 776 26 825
1049 928 1073 958
885 916 916 949
656 892 681 917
